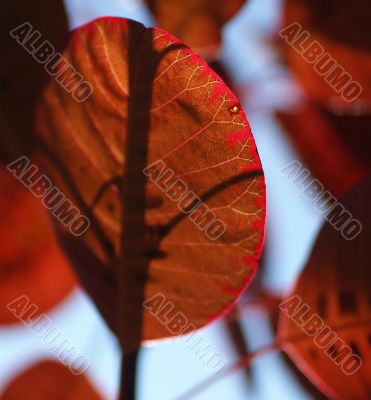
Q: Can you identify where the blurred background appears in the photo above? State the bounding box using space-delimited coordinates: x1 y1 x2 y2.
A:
1 0 369 399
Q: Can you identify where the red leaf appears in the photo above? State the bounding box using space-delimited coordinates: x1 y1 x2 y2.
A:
0 168 75 325
34 17 266 350
276 103 370 197
282 0 371 108
278 176 371 398
146 0 246 57
0 361 102 400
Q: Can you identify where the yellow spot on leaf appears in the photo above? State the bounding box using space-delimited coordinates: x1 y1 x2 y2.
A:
229 105 240 114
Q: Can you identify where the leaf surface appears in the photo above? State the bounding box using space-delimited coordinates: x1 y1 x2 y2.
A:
35 17 265 350
278 176 371 399
0 168 75 325
146 0 246 57
276 103 370 197
0 361 102 400
282 0 371 109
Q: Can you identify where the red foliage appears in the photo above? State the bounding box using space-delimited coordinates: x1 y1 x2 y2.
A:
278 176 371 398
35 17 266 350
0 168 75 325
276 104 370 197
0 360 102 400
146 0 246 54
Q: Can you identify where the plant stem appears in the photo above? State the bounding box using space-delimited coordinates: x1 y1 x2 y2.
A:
120 349 140 400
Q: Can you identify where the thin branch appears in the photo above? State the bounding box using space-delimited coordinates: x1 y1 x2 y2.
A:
120 349 140 400
176 340 282 400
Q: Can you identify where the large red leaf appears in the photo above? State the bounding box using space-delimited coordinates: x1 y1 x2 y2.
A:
278 176 371 398
34 17 266 350
0 360 102 400
0 168 75 325
146 0 246 58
